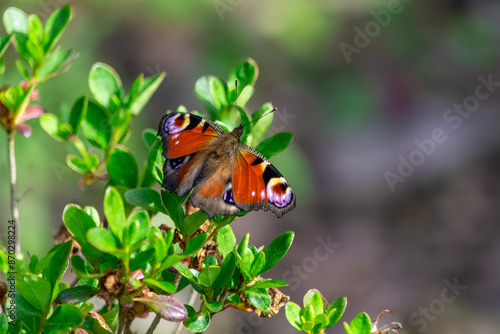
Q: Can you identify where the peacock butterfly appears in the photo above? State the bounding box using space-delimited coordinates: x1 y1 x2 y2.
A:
157 112 295 218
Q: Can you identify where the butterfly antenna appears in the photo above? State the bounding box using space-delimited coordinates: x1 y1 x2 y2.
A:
235 79 238 112
242 108 277 127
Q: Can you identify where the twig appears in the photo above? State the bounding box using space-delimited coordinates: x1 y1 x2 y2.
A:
173 287 199 334
146 314 161 334
8 131 21 254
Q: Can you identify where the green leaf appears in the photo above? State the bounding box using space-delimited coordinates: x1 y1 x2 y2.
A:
261 231 294 274
128 72 166 115
87 228 120 254
172 262 197 282
212 252 235 296
66 154 87 174
125 188 167 214
195 75 226 118
38 48 72 79
135 295 187 322
45 304 83 334
184 210 208 236
0 314 8 334
249 278 288 289
308 291 324 318
42 241 72 292
40 113 72 142
198 265 221 287
62 204 100 259
285 301 302 331
104 186 126 241
143 128 158 147
3 8 28 34
203 297 224 312
68 96 87 135
16 290 42 333
228 58 258 105
17 275 51 312
148 139 164 185
256 132 293 159
126 210 150 249
43 5 71 52
304 289 328 313
28 15 43 42
161 190 185 231
184 233 206 256
245 288 270 312
89 62 123 109
250 251 265 277
348 312 372 334
326 296 347 327
249 103 274 146
15 59 29 79
144 278 176 294
0 57 5 77
81 100 111 149
184 306 210 332
107 146 138 188
0 35 12 57
216 225 236 258
55 286 99 304
236 233 250 255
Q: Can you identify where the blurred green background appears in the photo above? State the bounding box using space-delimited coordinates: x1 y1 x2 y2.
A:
1 0 500 333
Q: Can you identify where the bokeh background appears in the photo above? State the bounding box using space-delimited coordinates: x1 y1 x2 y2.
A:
1 0 500 333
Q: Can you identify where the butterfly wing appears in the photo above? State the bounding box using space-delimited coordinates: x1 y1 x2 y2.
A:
231 144 296 218
158 112 225 196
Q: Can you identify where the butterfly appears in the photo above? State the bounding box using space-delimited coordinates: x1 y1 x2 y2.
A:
158 112 296 218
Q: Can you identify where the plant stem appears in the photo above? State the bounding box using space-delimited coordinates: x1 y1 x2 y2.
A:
173 287 199 334
146 314 161 334
7 131 21 254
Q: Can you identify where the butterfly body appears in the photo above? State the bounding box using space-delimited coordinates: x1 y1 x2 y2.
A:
158 112 295 218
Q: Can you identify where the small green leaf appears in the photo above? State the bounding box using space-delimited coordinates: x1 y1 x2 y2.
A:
198 265 221 287
184 233 206 256
237 233 250 255
40 113 72 142
143 128 158 147
326 297 347 327
203 297 224 312
256 132 293 159
161 190 185 230
249 279 288 289
43 5 71 52
212 252 235 296
172 262 197 282
44 304 83 333
38 48 72 80
250 252 265 277
0 35 12 57
27 15 44 44
15 59 29 79
308 291 324 318
304 289 328 312
3 8 28 34
184 306 210 332
104 186 126 241
183 210 208 236
195 75 225 118
67 97 87 135
42 241 72 292
126 210 150 249
143 278 176 294
135 295 187 322
148 139 164 185
228 58 258 102
66 154 87 174
89 62 123 109
216 225 236 258
81 101 111 149
55 286 99 304
87 228 120 253
108 146 138 188
261 231 294 274
128 72 166 115
125 188 167 214
348 312 372 334
245 288 270 312
286 302 302 331
17 275 51 312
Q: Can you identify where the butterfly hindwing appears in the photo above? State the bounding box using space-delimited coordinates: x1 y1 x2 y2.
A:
232 145 295 218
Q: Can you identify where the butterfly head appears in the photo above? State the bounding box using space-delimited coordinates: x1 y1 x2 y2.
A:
231 123 244 141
